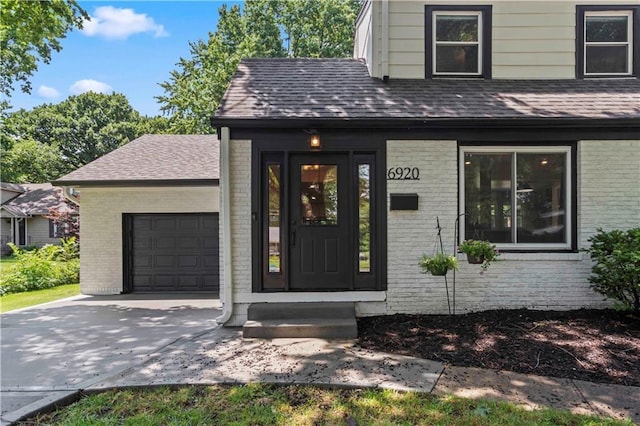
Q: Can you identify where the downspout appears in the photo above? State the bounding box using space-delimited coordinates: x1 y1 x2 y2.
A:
216 126 234 325
61 186 80 206
381 0 389 79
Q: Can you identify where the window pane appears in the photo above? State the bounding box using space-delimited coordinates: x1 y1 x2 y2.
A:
358 164 371 273
300 164 338 225
436 45 479 73
436 15 478 41
586 16 628 42
516 154 566 244
267 164 281 273
464 153 513 243
586 45 629 74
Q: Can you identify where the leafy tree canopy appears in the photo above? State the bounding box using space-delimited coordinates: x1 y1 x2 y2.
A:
157 0 361 134
0 0 88 99
1 92 170 183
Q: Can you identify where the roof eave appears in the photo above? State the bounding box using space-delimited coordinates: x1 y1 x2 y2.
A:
51 178 220 187
211 116 640 130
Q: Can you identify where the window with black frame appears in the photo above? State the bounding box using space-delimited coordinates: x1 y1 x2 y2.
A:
460 147 572 250
577 6 639 78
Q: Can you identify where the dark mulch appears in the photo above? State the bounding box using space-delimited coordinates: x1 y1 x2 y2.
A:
357 309 640 386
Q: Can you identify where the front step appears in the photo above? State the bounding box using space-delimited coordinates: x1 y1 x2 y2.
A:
243 302 357 339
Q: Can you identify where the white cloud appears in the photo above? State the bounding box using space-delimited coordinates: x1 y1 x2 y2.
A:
37 85 60 99
69 79 113 95
82 6 169 40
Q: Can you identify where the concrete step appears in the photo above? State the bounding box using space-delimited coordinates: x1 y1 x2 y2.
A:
243 318 358 339
243 302 357 339
247 302 355 321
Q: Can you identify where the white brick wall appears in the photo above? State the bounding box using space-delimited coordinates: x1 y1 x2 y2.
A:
578 140 640 247
225 139 639 324
79 186 219 294
385 139 640 315
227 140 253 325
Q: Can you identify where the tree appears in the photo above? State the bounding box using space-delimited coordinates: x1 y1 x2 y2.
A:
276 0 360 58
1 92 171 182
157 0 359 134
0 0 88 98
0 139 67 183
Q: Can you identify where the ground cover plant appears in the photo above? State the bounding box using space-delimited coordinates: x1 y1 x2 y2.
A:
358 309 640 386
0 238 79 295
0 283 80 313
21 384 632 425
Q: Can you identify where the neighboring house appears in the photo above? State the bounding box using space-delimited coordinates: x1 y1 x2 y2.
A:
211 0 640 326
53 135 220 294
0 183 77 255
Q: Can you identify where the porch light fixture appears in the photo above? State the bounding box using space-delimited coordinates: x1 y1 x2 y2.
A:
309 134 321 149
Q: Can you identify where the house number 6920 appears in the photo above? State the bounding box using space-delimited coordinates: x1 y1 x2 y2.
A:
386 167 420 180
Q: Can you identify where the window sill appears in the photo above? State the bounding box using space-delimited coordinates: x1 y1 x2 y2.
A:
471 252 585 262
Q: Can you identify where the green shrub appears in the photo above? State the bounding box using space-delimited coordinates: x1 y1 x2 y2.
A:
58 237 79 261
585 228 640 313
0 243 79 295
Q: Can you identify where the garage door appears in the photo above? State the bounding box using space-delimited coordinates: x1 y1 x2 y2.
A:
125 213 219 293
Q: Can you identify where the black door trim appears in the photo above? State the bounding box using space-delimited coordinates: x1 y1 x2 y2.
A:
251 131 387 293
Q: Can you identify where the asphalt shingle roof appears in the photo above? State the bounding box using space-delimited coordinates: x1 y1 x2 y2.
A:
1 183 75 216
215 58 640 122
54 134 219 185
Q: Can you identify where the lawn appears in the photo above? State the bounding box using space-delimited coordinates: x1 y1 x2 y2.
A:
24 384 632 425
0 284 80 313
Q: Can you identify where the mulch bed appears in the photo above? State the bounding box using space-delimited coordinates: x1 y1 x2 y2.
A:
357 309 640 386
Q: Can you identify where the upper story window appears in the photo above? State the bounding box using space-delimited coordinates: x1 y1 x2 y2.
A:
577 6 639 78
425 5 492 79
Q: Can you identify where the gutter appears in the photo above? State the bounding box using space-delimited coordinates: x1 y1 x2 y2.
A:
216 126 234 325
60 186 80 206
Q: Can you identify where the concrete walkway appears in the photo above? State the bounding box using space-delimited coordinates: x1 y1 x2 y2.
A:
2 297 638 424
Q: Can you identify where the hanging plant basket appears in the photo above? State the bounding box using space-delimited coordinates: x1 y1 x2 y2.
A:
419 253 459 276
466 254 485 264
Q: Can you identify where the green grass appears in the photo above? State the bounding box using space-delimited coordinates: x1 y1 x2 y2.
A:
26 384 632 425
0 284 80 313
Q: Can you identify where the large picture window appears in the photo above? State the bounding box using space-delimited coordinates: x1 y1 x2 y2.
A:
425 5 492 78
577 6 639 78
459 147 573 250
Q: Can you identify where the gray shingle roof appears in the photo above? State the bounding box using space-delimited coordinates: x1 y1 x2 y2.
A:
54 135 219 185
1 183 75 217
215 58 640 122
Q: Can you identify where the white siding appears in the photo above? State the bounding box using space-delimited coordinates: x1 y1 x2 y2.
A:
379 0 631 79
354 0 375 77
27 216 59 247
79 186 219 294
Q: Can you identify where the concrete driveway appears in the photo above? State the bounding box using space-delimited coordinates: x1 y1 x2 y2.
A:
1 294 221 422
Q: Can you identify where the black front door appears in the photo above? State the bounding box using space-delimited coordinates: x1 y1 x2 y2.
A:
289 154 351 290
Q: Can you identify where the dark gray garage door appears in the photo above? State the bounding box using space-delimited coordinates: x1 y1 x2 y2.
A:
125 213 219 293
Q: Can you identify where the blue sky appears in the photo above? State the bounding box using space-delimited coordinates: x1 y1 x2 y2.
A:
9 1 242 117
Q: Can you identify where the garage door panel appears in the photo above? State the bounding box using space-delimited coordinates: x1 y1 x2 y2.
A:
156 237 176 249
155 218 177 231
178 255 198 267
133 255 152 268
133 237 153 250
178 217 199 229
202 237 218 249
202 255 217 267
155 255 176 267
128 213 219 293
178 237 199 249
